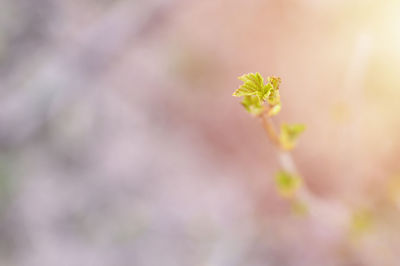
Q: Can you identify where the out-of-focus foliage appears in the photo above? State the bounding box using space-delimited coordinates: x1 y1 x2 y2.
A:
387 174 400 205
279 123 306 150
275 170 302 198
291 200 308 215
350 209 373 237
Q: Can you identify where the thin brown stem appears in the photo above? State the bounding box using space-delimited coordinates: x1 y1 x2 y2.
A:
259 110 281 148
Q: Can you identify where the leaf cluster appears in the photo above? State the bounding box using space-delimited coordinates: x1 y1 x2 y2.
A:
233 73 281 116
233 73 305 150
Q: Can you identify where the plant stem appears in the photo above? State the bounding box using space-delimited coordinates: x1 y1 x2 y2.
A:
259 111 281 148
260 109 349 223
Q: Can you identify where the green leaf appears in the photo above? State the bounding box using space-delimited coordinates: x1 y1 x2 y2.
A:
279 123 306 150
233 73 285 116
267 76 281 105
241 95 264 115
233 73 270 100
267 89 280 106
275 170 302 198
268 103 281 116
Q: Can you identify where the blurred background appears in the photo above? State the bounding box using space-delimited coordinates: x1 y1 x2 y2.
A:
2 0 400 265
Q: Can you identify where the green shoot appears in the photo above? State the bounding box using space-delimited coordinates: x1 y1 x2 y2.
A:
233 73 306 207
233 73 281 116
275 170 302 198
233 73 305 151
